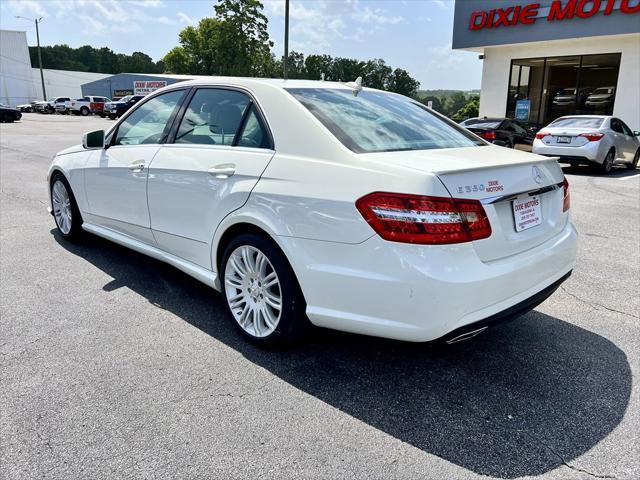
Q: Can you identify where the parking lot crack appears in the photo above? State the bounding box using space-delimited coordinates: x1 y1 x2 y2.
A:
520 431 615 479
0 189 47 206
560 286 639 319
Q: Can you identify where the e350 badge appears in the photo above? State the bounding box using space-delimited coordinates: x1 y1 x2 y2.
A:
456 180 504 194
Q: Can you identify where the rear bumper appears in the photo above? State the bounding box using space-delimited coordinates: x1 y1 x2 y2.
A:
441 271 571 343
532 139 605 163
278 220 578 342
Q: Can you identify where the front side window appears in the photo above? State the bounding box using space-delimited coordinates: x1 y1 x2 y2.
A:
113 89 185 146
287 88 483 153
175 89 251 146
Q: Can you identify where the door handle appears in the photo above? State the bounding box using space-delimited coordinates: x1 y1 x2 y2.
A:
208 164 236 179
129 160 145 172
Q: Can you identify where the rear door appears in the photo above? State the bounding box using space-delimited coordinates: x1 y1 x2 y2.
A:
147 87 275 269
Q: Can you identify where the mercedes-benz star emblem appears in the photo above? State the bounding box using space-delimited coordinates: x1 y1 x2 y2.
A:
532 166 543 184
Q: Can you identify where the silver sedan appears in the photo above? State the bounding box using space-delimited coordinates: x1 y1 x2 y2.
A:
532 115 639 174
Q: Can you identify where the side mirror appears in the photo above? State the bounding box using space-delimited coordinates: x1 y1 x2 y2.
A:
82 129 105 149
634 131 640 137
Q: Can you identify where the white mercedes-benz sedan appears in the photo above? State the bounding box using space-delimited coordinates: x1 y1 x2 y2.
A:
48 78 577 345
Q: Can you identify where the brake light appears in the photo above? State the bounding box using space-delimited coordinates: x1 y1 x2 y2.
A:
535 131 549 139
562 177 570 212
481 131 497 140
355 192 492 245
579 133 604 141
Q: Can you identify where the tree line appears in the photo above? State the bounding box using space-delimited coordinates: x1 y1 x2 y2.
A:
29 0 420 98
28 45 164 75
28 0 481 117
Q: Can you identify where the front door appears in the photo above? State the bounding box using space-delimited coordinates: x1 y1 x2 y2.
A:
84 89 187 244
147 87 275 269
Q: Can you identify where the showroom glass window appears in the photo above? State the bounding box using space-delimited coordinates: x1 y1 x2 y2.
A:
113 90 186 146
174 88 270 148
506 53 621 128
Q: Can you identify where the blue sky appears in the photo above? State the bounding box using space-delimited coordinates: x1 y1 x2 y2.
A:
0 0 482 90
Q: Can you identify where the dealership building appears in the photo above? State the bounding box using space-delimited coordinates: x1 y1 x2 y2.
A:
453 0 640 129
81 73 200 99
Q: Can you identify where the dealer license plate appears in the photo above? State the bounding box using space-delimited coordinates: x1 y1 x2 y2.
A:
513 195 542 232
556 136 571 144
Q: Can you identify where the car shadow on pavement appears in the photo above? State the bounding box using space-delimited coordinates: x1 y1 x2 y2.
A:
53 230 632 479
561 164 639 177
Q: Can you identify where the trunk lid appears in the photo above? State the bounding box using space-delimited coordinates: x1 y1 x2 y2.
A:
539 127 597 147
361 146 567 262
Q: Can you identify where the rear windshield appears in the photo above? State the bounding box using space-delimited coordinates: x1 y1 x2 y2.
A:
286 88 484 153
462 119 502 129
550 117 604 128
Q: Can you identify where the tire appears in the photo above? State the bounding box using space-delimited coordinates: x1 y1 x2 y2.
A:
220 233 309 346
50 173 83 240
108 115 116 120
80 106 90 116
599 149 615 174
627 149 639 170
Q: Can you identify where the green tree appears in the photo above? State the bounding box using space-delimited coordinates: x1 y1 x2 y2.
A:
361 59 392 90
442 91 467 117
304 54 334 80
452 95 480 122
163 0 273 77
420 96 443 113
387 68 420 97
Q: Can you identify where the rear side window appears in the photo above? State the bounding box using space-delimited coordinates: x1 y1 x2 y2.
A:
175 89 251 146
550 117 604 129
287 88 483 153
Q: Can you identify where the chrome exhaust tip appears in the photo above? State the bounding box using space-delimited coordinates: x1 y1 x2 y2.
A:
446 326 488 344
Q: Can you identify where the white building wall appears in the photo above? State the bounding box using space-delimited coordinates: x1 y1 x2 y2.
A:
479 33 640 130
0 30 38 106
30 69 110 100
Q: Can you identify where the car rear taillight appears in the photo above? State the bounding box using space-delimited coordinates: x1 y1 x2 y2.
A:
562 177 570 212
481 131 497 140
579 133 604 141
535 131 549 139
355 192 492 245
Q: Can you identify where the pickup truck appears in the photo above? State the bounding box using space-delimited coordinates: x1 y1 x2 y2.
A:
35 97 71 114
63 96 111 116
103 95 145 119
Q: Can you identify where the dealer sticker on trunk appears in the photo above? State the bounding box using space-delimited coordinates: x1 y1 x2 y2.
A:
513 196 542 232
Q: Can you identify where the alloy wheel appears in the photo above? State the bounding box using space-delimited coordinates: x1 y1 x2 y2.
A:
52 180 72 234
224 245 282 338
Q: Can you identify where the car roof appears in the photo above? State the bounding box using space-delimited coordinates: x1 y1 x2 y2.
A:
169 76 367 92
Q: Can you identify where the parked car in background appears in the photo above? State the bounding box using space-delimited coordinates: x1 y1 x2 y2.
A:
103 95 145 119
48 78 577 346
64 96 111 116
0 104 22 123
35 97 71 114
16 102 36 113
552 87 592 107
585 87 616 108
533 115 639 173
459 117 535 149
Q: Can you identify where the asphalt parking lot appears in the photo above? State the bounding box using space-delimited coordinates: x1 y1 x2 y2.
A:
1 114 639 480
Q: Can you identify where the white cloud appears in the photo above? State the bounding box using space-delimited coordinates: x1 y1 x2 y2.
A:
7 0 175 37
354 6 403 25
7 0 47 17
264 0 403 55
177 11 198 26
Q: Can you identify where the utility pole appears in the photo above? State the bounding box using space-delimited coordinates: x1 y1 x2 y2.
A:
283 0 289 80
16 16 46 99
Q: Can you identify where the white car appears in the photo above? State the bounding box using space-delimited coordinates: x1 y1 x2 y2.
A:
533 116 640 174
48 78 577 345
